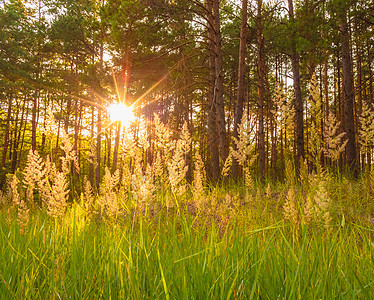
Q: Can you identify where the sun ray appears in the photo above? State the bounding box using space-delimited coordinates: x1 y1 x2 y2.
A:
112 67 122 103
130 55 191 108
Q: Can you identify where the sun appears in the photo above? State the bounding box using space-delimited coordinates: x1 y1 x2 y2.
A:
107 103 136 126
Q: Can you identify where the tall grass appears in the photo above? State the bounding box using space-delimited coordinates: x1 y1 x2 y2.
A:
1 204 374 299
1 99 374 298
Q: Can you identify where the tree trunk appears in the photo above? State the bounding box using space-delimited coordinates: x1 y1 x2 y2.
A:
368 40 373 171
257 0 265 179
17 100 29 170
32 91 38 152
65 97 71 134
12 97 26 173
106 129 111 169
74 99 80 153
11 100 20 171
368 40 373 104
212 0 229 165
89 106 95 184
356 39 364 169
288 0 304 176
232 0 248 179
323 50 329 121
206 0 219 182
96 108 102 189
2 96 12 167
340 12 359 177
41 94 49 154
55 101 63 160
112 122 121 173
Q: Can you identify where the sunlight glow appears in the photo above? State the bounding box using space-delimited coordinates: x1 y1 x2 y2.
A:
107 103 136 126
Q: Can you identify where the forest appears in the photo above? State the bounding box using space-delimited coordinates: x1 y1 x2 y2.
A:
1 0 374 298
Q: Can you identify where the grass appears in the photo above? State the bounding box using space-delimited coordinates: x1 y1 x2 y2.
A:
1 201 374 299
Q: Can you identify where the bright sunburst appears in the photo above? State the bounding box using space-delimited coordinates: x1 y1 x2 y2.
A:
107 103 136 126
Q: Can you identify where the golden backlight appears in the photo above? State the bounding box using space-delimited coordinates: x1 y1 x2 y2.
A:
107 103 136 126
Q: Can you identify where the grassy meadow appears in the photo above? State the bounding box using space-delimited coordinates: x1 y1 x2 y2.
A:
1 113 374 299
1 178 374 299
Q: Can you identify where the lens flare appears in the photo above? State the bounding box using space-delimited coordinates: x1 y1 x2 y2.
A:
107 103 136 126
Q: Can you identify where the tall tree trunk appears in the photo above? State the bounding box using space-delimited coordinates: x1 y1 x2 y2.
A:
65 97 71 134
112 122 121 173
55 101 63 160
367 40 373 171
2 96 12 167
32 91 38 152
323 50 329 120
74 99 80 153
232 0 248 179
106 129 112 169
356 39 364 169
340 12 359 176
288 0 304 176
11 100 20 170
337 53 345 171
212 0 229 165
41 94 49 154
73 99 81 181
368 40 373 104
96 108 102 189
257 0 265 179
17 99 29 170
12 97 26 173
206 0 219 182
89 106 95 184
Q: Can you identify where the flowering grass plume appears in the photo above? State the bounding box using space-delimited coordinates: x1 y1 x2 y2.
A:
283 187 299 228
193 152 206 209
98 167 120 219
23 149 45 205
60 128 80 174
359 100 374 156
44 171 70 218
323 112 347 162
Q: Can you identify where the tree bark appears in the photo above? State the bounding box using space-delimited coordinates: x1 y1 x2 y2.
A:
340 12 359 177
32 91 38 152
367 40 373 171
356 37 364 169
257 0 265 179
323 51 329 120
112 122 121 173
368 40 373 104
65 97 71 134
232 0 248 179
89 106 95 184
288 0 304 176
2 96 12 167
12 97 26 173
10 99 20 170
106 129 112 169
212 0 229 165
206 0 219 182
96 107 102 189
55 101 63 160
